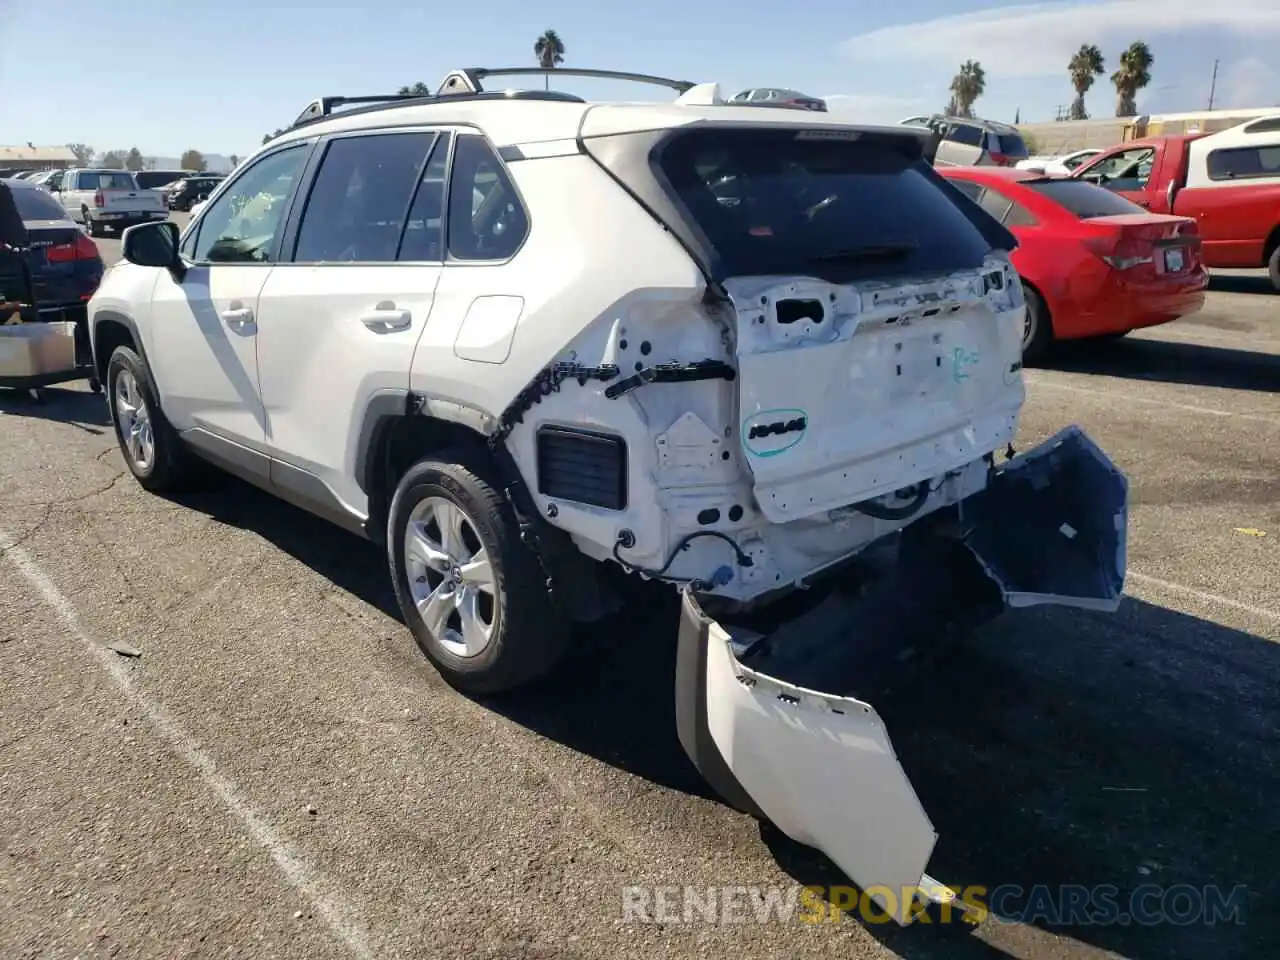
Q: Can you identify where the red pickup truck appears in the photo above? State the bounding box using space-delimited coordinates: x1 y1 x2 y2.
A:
1068 132 1280 289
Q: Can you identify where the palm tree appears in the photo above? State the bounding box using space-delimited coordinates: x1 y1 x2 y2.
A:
1068 44 1105 120
534 29 565 90
949 61 986 118
1112 41 1154 117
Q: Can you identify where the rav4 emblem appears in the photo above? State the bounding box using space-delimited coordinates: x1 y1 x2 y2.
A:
742 408 808 458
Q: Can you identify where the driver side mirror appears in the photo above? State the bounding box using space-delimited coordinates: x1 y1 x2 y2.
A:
122 220 186 279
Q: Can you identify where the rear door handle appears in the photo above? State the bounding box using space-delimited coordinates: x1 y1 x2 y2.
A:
221 306 254 326
361 304 412 333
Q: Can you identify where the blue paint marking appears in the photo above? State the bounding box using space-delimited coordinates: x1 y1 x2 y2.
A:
742 407 809 458
952 347 980 383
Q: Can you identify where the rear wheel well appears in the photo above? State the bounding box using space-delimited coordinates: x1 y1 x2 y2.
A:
92 319 137 385
1264 225 1280 264
365 414 490 544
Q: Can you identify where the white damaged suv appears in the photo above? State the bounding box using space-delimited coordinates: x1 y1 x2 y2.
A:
89 67 1128 924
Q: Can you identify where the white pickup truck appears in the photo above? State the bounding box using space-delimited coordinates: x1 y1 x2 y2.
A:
47 168 168 237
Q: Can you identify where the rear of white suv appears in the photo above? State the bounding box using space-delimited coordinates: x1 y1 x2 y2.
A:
89 78 1128 928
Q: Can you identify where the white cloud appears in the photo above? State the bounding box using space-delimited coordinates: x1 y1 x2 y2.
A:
842 0 1280 79
821 93 930 124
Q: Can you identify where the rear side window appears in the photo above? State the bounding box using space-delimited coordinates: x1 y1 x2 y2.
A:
11 186 65 221
946 124 984 147
1024 179 1148 218
293 132 439 263
1206 146 1280 181
653 128 1000 280
989 133 1029 159
446 134 528 261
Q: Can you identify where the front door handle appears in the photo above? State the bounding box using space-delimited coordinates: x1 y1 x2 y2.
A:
221 306 254 327
361 304 412 333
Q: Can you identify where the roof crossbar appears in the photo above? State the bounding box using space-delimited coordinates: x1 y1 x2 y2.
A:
292 93 428 127
435 67 698 97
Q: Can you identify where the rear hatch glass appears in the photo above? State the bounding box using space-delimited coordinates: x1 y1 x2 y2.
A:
1023 179 1148 218
78 172 138 191
653 128 1001 282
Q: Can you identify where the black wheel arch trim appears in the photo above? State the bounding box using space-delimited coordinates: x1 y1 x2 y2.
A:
90 310 158 395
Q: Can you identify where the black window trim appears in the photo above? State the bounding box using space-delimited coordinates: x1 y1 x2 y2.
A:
1205 144 1280 182
281 126 445 266
181 138 319 267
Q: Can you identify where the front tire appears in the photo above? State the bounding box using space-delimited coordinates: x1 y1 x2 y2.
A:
1268 243 1280 293
106 346 195 492
387 449 570 695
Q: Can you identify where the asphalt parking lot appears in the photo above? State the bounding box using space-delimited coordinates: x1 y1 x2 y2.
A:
2 219 1277 960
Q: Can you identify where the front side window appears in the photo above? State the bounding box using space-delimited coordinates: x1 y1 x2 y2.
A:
191 145 308 263
292 132 438 263
446 135 528 261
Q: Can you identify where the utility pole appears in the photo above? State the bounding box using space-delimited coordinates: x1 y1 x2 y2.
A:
1207 59 1219 110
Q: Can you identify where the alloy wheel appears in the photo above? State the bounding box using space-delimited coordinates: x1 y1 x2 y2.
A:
114 369 154 472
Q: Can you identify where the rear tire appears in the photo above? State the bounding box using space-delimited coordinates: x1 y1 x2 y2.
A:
387 448 570 695
82 208 102 238
1268 243 1280 293
1021 282 1053 365
106 346 196 492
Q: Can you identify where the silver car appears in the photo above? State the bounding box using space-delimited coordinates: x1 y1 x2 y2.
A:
729 87 827 112
901 114 1029 167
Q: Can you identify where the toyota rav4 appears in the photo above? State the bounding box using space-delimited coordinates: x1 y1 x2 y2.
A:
89 67 1129 925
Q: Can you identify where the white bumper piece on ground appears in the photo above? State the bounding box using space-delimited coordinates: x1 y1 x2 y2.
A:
675 425 1128 925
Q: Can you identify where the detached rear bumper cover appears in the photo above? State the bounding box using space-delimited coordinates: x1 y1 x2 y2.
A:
674 425 1127 925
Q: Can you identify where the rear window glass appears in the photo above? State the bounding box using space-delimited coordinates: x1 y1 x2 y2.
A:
990 134 1029 159
11 185 65 221
77 171 137 191
1023 178 1148 218
656 128 998 280
1206 146 1280 181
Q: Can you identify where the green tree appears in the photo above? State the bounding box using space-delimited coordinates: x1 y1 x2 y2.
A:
180 149 207 172
949 60 986 118
262 128 285 145
124 147 144 171
229 154 240 167
1112 41 1154 117
397 82 431 96
1068 44 1105 121
99 150 124 169
534 29 565 90
67 143 94 165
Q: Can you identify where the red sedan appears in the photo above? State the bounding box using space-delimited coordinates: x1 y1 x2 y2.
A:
939 167 1208 362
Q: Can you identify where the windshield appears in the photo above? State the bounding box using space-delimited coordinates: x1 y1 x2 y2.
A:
1023 179 1149 218
989 133 1029 159
654 128 998 280
135 171 187 189
11 185 66 221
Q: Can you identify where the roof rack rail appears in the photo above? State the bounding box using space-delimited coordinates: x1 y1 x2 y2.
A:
292 93 430 127
434 67 697 97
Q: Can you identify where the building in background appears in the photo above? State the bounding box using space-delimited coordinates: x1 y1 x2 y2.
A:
0 145 77 174
1017 106 1280 156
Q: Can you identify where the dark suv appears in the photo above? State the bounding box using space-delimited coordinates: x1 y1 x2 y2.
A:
166 175 225 212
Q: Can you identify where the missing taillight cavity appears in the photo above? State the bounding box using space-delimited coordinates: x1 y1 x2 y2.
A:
776 298 825 325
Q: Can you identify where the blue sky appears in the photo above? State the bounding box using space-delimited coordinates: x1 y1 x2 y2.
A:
2 0 1279 159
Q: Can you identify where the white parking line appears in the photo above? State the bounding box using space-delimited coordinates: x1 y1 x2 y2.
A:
1128 571 1280 626
0 535 374 960
1026 376 1280 428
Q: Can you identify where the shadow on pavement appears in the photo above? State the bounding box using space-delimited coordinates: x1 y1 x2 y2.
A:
1208 273 1276 296
1045 336 1280 393
0 383 109 433
767 600 1279 960
175 475 1278 960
